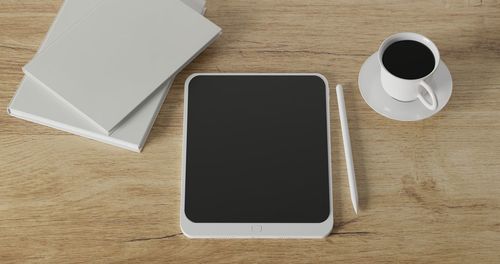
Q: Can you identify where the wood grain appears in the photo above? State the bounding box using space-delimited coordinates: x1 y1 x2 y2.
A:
1 0 500 263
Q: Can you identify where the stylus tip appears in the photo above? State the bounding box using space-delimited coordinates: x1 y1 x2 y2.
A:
353 199 360 215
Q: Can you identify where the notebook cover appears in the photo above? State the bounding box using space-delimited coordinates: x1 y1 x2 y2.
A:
23 0 221 134
8 0 207 152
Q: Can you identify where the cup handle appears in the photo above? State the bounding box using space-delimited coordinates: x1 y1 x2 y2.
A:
417 81 438 111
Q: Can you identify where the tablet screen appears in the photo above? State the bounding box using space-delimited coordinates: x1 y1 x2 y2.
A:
184 75 330 223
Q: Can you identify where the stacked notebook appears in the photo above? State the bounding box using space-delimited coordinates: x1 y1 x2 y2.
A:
8 0 221 152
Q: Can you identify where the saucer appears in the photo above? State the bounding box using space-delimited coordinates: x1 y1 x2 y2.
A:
358 52 453 121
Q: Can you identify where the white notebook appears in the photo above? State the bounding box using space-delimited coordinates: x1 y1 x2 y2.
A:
8 0 208 152
23 0 221 135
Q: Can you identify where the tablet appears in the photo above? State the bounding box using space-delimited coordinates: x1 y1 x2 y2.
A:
181 73 333 238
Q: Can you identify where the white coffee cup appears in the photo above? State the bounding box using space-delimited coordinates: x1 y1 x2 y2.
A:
379 32 440 111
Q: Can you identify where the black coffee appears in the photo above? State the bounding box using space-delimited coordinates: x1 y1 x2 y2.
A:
382 40 435 80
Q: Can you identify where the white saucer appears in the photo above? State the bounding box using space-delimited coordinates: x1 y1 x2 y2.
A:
358 52 453 121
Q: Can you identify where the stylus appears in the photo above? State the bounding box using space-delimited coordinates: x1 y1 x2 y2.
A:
336 84 359 215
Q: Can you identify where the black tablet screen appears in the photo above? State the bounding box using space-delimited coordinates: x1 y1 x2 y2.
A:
184 75 331 223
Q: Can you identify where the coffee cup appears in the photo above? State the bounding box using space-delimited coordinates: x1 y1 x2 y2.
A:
378 32 440 111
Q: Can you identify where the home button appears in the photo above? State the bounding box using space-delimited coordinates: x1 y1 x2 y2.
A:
251 225 262 233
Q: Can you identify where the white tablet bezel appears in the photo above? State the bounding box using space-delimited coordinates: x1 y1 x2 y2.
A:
180 73 333 238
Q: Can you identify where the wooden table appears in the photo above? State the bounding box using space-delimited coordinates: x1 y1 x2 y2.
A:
1 0 499 262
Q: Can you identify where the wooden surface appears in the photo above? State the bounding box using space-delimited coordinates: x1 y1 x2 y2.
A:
1 0 500 263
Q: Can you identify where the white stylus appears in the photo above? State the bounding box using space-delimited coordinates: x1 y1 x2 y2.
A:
336 84 359 215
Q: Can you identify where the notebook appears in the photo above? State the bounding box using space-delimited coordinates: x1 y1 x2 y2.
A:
8 0 208 152
23 0 221 135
